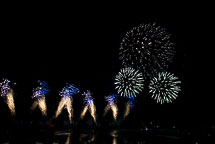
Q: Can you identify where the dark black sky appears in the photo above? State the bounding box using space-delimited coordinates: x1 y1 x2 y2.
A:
1 5 213 129
1 9 191 86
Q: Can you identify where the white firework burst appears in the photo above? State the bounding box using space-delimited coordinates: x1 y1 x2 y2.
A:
149 72 181 104
119 23 175 79
114 67 144 97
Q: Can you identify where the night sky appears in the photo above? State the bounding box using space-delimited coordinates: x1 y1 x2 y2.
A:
0 6 212 132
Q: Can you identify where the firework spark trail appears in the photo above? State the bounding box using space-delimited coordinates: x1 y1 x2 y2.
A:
119 23 175 79
55 97 73 123
123 96 135 119
80 106 88 120
55 83 79 123
31 97 47 116
80 90 96 124
123 101 130 119
0 79 16 116
66 97 73 123
89 102 96 123
31 100 38 111
104 94 118 120
115 67 144 97
55 97 67 118
111 104 118 120
103 105 111 117
6 89 15 116
37 97 47 116
149 72 181 104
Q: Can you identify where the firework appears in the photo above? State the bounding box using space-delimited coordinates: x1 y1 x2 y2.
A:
80 90 96 124
123 96 135 119
31 80 49 116
0 79 11 97
104 94 118 120
0 79 16 116
119 23 175 78
6 89 16 116
149 72 181 104
55 83 79 123
115 67 144 97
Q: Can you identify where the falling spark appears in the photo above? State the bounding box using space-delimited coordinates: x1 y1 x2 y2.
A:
80 90 96 124
55 83 79 123
104 94 118 120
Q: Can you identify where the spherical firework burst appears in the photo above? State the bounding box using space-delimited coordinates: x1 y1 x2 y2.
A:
114 67 144 97
119 23 175 79
149 72 181 104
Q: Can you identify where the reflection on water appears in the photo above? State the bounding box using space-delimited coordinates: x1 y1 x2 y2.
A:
0 128 202 144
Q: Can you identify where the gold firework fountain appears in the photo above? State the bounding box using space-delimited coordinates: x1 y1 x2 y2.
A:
6 89 16 116
31 81 49 116
123 101 130 119
123 97 135 119
103 94 118 121
55 83 79 123
80 90 96 124
31 96 47 116
0 79 16 116
55 97 73 123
